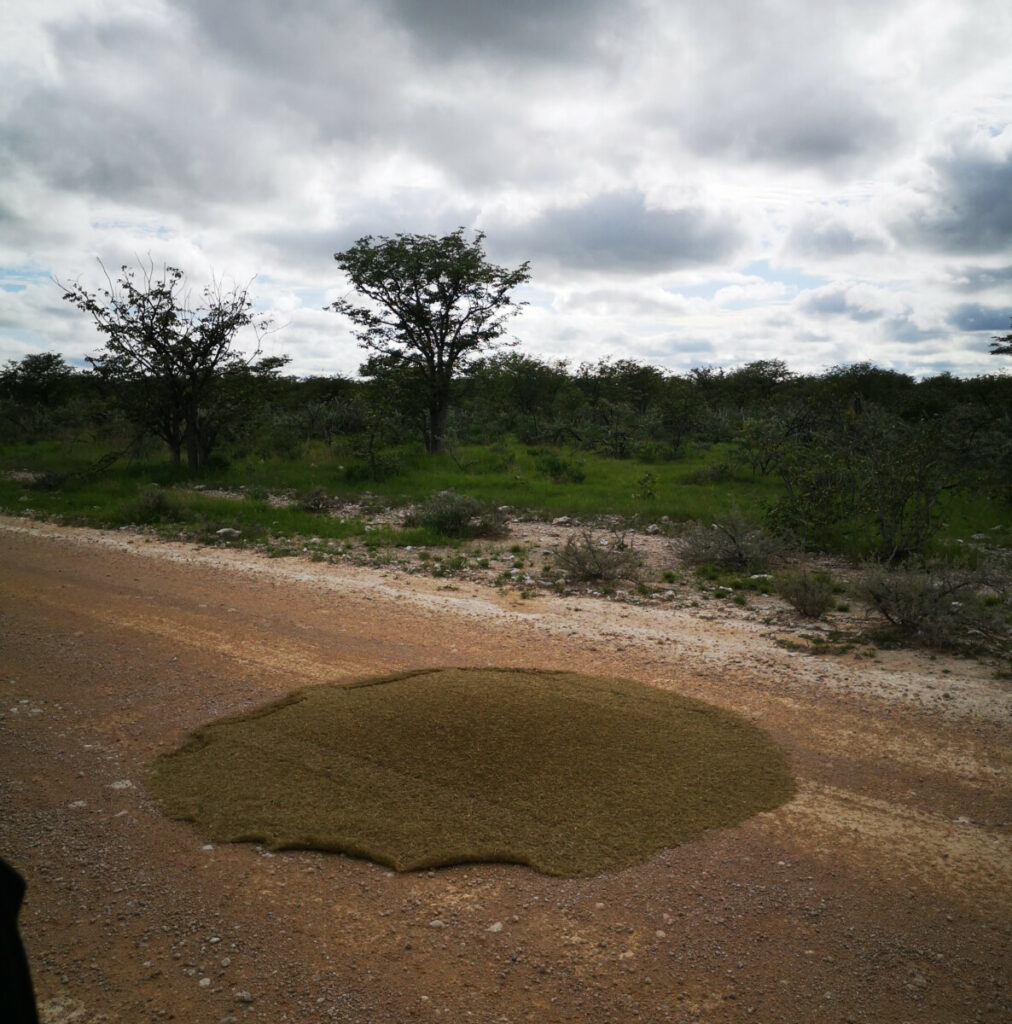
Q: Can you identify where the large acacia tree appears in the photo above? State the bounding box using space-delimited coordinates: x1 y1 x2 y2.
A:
62 261 280 469
331 228 531 453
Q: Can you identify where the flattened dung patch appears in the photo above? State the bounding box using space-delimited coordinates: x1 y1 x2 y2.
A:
149 668 795 877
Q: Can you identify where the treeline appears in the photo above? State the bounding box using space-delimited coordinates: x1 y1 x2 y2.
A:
3 350 1010 560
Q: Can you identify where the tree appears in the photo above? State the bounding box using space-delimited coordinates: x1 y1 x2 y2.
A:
0 352 75 406
61 260 281 469
330 228 531 453
990 319 1012 356
1 351 81 444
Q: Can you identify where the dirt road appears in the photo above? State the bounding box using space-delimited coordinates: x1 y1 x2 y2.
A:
1 516 1009 1022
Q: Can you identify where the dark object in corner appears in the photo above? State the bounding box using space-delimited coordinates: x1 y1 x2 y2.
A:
0 857 40 1024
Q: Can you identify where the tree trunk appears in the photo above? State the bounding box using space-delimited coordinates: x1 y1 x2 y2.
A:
427 396 449 454
184 402 201 470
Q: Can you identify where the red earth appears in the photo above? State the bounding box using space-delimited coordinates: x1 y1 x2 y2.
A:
1 517 1009 1023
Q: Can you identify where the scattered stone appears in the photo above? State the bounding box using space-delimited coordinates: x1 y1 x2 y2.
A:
199 977 211 988
216 528 241 538
233 990 254 1003
487 922 504 933
429 918 446 928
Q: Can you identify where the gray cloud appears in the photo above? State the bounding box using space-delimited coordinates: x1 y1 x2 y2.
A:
2 0 1011 381
885 316 941 345
498 192 744 274
681 80 899 169
379 0 618 63
665 2 905 170
784 214 888 260
946 303 1011 332
948 264 1012 292
892 134 1012 254
798 287 884 322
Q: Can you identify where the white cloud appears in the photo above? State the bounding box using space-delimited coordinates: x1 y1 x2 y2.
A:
1 0 1011 380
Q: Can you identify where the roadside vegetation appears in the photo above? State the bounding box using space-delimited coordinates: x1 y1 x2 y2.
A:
2 248 1010 666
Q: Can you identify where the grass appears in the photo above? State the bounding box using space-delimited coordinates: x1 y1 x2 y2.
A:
148 668 796 878
0 438 780 530
2 436 1009 560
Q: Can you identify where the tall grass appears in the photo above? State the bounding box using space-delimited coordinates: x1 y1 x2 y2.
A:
2 436 1008 557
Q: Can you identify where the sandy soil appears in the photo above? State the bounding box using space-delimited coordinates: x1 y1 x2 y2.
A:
1 514 1009 1023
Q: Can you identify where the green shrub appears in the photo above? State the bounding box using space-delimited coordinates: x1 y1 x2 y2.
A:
855 558 1011 658
296 486 334 514
673 509 788 573
119 486 184 525
777 572 835 619
344 451 404 483
404 490 507 539
686 462 732 484
555 530 640 585
531 449 585 483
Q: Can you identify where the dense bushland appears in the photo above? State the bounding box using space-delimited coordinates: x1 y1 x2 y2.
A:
4 350 1011 663
3 353 1009 563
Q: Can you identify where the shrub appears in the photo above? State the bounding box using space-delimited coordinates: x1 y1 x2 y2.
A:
296 486 334 514
634 472 658 501
119 486 184 525
531 449 585 483
404 490 507 539
26 470 73 491
685 462 732 484
777 572 835 619
673 509 788 573
855 558 1011 658
555 530 640 585
344 451 403 483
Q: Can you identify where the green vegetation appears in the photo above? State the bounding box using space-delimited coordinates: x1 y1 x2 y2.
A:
5 349 1008 559
776 571 837 620
149 668 796 877
3 346 1010 662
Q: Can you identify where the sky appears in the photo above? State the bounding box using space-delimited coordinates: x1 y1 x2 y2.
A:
1 0 1011 381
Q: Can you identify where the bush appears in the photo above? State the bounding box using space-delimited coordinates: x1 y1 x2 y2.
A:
296 486 335 514
777 572 835 619
119 486 184 525
404 490 507 539
555 530 640 585
344 451 404 483
673 509 788 573
855 559 1011 658
685 462 732 484
531 448 585 484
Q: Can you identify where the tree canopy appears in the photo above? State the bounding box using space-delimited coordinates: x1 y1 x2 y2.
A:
991 319 1012 356
61 260 284 469
331 228 531 453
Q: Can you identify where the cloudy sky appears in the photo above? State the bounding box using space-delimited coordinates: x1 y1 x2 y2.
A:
2 0 1010 380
